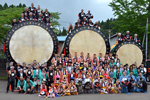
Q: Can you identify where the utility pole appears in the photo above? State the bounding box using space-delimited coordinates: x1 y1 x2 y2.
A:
108 29 112 44
146 18 148 61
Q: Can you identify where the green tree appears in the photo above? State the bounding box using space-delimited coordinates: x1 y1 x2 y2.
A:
109 0 150 58
61 27 67 36
50 12 61 27
22 4 26 7
9 4 15 8
0 7 24 43
3 3 8 9
0 4 3 10
19 3 22 8
98 18 118 36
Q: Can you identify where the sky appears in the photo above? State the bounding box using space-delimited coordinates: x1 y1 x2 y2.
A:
0 0 114 29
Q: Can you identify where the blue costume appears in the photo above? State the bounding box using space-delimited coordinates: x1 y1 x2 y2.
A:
120 75 128 93
127 75 136 92
136 76 147 92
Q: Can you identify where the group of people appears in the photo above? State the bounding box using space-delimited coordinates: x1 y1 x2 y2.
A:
117 31 140 44
12 3 52 28
67 9 100 34
6 52 147 97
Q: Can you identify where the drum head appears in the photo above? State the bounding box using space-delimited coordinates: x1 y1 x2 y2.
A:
5 21 58 65
65 26 110 57
113 41 145 67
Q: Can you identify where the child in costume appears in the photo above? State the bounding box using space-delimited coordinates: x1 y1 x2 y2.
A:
54 68 61 87
57 83 65 96
70 81 78 95
93 68 99 79
84 74 91 93
64 83 71 96
87 69 93 83
107 79 114 93
62 77 68 87
38 81 47 97
47 83 57 98
98 66 103 82
75 74 82 94
47 87 55 98
82 70 86 83
100 78 108 94
114 80 121 93
32 65 42 93
68 69 75 83
92 75 100 93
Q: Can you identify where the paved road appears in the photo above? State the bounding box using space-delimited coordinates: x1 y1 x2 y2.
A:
0 80 149 100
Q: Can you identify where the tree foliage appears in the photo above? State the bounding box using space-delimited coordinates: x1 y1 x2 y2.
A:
109 0 150 58
98 18 118 37
0 6 25 43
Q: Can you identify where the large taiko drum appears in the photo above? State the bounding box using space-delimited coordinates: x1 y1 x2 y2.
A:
113 41 145 67
64 26 110 57
5 21 58 65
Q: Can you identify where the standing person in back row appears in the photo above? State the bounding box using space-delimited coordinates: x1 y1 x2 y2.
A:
140 64 147 77
78 9 86 22
43 8 51 22
28 3 36 15
6 66 16 93
86 10 93 22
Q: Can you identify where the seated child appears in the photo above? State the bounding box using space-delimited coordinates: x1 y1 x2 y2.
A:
114 80 121 93
100 78 108 94
70 81 78 95
57 83 65 96
38 81 47 97
64 83 71 96
107 79 115 93
47 83 57 98
92 75 100 93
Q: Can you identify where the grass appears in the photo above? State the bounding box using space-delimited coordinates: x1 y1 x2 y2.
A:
0 77 7 80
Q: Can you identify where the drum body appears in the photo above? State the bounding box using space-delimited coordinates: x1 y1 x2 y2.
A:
65 26 110 57
113 41 145 67
5 21 58 65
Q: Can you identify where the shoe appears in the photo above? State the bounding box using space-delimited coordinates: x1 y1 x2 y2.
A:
6 91 8 93
144 92 148 94
127 93 131 95
12 90 14 93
